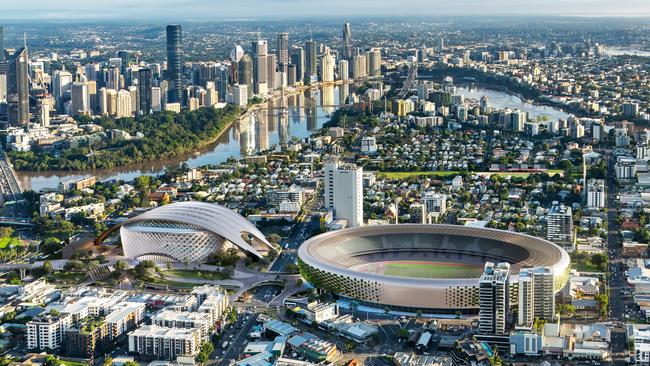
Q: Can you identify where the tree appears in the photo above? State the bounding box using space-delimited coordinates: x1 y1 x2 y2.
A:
268 233 281 244
295 278 303 287
591 253 608 270
102 357 113 366
42 260 53 275
114 259 128 271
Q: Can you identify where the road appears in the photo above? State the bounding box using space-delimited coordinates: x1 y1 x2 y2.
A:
397 63 417 99
0 150 27 218
213 313 259 366
269 222 315 272
606 154 624 321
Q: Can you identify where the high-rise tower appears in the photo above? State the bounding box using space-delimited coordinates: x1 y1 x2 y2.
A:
166 25 183 105
138 68 152 115
343 22 353 60
7 47 29 125
277 32 289 65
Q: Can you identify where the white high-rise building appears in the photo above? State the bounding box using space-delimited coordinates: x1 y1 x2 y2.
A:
116 89 132 118
324 162 363 227
338 60 349 81
321 50 335 83
423 192 446 223
367 48 382 77
547 202 574 251
478 262 510 335
517 266 555 329
586 179 606 208
352 54 367 79
205 82 218 107
53 68 73 111
26 313 72 350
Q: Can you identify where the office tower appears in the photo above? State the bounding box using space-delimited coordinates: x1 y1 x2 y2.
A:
53 68 72 112
343 22 353 60
104 65 121 90
547 201 574 250
338 60 349 81
266 53 276 90
230 45 244 62
151 87 162 112
305 40 317 83
238 54 253 97
166 25 183 104
70 82 89 116
517 267 555 329
252 40 268 94
320 50 335 83
116 89 131 118
86 80 97 114
7 47 29 125
117 50 131 76
277 32 289 65
84 63 98 81
367 48 382 77
290 47 305 82
287 64 297 85
352 54 367 79
324 162 363 227
216 66 229 102
138 68 152 115
478 262 510 335
586 178 606 208
418 47 427 63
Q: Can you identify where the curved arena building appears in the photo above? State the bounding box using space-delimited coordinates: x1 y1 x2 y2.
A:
298 224 570 313
119 202 272 263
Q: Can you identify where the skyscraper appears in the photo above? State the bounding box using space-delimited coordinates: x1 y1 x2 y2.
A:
7 47 29 125
305 40 317 83
517 267 555 329
238 54 253 98
290 47 305 83
324 161 363 227
252 40 268 94
343 22 353 60
53 68 73 113
547 201 574 250
166 25 183 105
478 262 510 335
277 32 289 65
70 82 89 116
367 48 382 77
138 68 152 115
320 50 335 83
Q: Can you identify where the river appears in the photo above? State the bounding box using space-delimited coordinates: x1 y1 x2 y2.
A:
18 83 567 191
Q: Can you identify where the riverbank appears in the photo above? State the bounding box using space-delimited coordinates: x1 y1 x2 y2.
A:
17 84 352 191
9 105 243 172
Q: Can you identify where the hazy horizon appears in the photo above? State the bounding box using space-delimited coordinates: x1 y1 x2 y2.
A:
3 0 650 20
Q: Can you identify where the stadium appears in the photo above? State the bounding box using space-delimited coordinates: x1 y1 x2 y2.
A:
118 202 273 263
298 224 570 313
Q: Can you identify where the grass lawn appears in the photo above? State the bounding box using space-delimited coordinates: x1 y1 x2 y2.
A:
376 261 483 279
155 279 200 289
0 236 22 249
571 261 602 273
379 170 563 180
50 272 87 283
379 171 461 179
164 269 230 281
61 361 90 366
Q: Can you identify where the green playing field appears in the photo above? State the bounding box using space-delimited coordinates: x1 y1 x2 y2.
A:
361 261 483 279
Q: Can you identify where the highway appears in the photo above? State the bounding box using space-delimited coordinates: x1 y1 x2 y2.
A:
0 150 27 219
397 63 417 99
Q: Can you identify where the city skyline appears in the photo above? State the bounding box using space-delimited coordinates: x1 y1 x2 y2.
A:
3 0 650 20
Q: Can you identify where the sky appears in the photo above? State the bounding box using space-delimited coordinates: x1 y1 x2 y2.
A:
2 0 650 20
